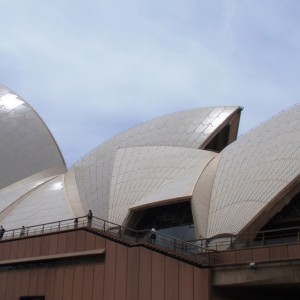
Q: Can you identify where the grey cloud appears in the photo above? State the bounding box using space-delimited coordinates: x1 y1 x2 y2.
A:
0 0 300 166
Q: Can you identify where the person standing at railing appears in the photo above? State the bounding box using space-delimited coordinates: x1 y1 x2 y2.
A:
74 217 79 229
0 226 5 240
87 210 93 227
20 225 26 237
150 227 156 243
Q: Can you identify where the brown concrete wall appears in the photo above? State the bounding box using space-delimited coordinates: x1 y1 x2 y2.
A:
0 229 211 300
218 243 300 265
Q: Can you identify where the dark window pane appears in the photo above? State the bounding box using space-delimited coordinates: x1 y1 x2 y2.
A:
126 201 195 240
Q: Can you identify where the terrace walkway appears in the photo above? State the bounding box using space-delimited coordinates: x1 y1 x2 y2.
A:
0 215 218 267
3 215 300 269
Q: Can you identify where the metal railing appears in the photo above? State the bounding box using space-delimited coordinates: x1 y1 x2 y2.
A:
0 216 218 265
190 225 300 251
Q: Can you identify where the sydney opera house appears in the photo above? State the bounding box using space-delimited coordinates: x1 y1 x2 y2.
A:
1 83 300 299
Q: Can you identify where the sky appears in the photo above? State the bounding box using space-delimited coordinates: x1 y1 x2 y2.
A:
1 0 300 168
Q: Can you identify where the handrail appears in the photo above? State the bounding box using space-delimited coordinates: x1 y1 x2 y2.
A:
3 215 299 255
0 215 219 265
190 225 300 251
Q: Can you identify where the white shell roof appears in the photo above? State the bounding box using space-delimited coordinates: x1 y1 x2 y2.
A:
109 146 216 224
4 84 300 241
0 175 74 229
0 84 66 189
72 106 239 220
12 82 300 239
208 104 300 237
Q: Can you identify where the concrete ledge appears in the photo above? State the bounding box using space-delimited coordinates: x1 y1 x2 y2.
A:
0 248 105 266
213 260 300 286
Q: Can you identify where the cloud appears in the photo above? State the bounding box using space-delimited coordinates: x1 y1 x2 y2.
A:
0 0 300 167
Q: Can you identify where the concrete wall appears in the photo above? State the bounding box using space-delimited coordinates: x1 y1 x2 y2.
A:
0 229 211 300
218 243 300 265
212 243 300 299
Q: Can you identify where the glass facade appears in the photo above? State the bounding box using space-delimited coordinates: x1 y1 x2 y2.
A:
127 201 196 241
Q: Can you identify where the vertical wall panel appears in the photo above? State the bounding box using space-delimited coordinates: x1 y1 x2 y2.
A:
127 247 140 300
194 268 211 300
20 269 30 296
138 247 152 300
66 231 77 252
28 268 39 296
165 256 179 300
219 251 236 264
76 230 86 252
0 272 8 299
40 235 50 256
82 264 94 300
85 231 96 250
48 234 58 255
16 239 26 259
57 232 67 254
179 262 194 300
32 237 41 257
287 244 300 259
24 238 34 258
45 267 56 300
53 267 65 300
36 268 47 296
93 263 105 300
62 266 74 299
252 247 269 262
5 270 15 300
8 240 18 260
2 241 11 260
0 242 5 260
115 244 128 300
235 249 253 263
72 265 84 300
95 235 106 249
12 271 22 300
270 245 288 260
103 239 117 300
151 252 165 300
